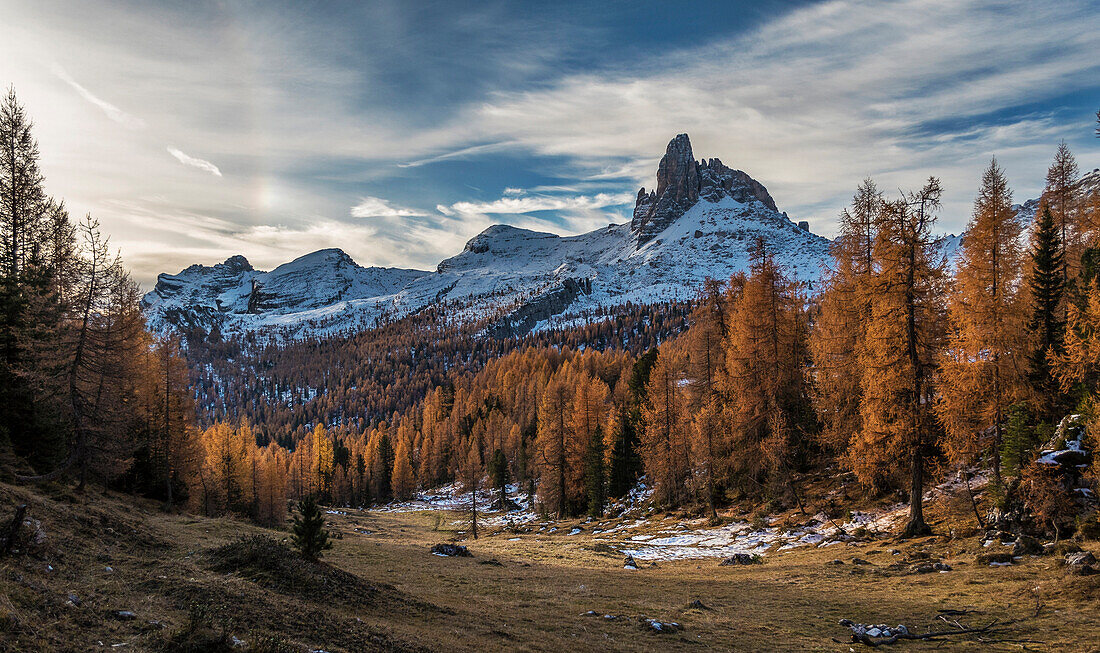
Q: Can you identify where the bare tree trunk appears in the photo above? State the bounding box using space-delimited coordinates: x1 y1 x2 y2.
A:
1 504 27 556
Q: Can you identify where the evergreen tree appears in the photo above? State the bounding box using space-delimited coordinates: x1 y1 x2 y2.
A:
1028 206 1067 418
606 404 639 498
291 495 332 562
487 448 509 509
1000 403 1037 477
1042 142 1080 286
0 87 51 464
376 428 394 503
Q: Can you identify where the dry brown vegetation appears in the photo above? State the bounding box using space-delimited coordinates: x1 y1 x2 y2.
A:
2 480 1099 652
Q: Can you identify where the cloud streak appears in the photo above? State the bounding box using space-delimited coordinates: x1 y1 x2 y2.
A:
167 147 223 177
51 64 146 129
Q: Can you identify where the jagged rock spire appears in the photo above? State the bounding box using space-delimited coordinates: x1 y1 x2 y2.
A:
631 134 778 245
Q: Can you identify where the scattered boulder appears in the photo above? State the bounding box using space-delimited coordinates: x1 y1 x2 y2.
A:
1065 550 1096 566
933 562 952 572
639 617 682 634
719 553 760 566
431 543 470 557
1036 414 1091 469
685 599 711 611
623 554 639 570
113 610 136 621
852 558 872 565
840 620 910 642
1012 536 1043 556
1064 550 1097 575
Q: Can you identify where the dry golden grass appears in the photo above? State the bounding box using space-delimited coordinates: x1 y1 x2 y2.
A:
1 480 1099 652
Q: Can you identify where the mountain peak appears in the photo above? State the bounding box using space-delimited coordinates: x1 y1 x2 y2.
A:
631 133 778 245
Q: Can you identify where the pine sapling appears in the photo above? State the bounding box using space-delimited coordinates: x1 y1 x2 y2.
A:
291 495 332 561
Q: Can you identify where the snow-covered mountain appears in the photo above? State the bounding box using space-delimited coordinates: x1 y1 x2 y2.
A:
142 134 833 338
142 249 428 334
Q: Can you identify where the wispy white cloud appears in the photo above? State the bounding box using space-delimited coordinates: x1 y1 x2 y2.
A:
445 191 634 217
502 187 525 196
167 147 223 177
350 196 425 218
51 63 145 129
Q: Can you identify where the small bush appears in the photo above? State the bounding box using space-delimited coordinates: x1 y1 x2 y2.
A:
205 535 373 606
152 602 235 653
1076 512 1100 540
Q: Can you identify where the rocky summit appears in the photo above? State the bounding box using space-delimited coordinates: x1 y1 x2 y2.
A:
143 134 830 339
632 134 778 245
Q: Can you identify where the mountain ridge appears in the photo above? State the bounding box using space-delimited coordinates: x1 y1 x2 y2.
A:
141 134 833 339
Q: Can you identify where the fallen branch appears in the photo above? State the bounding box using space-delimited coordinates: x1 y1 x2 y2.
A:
839 618 1000 647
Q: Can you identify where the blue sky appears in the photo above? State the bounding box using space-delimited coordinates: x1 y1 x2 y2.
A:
2 0 1098 286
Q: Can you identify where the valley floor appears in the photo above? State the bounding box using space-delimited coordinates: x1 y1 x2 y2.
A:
1 481 1099 652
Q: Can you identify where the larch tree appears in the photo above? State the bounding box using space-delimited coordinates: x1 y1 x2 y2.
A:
856 179 947 537
723 240 811 503
640 350 690 507
458 437 482 539
391 436 415 501
810 179 882 451
535 367 578 517
937 159 1027 485
1053 281 1100 401
571 369 608 515
310 424 334 502
690 395 723 520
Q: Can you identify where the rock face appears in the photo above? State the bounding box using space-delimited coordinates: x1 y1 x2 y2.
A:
632 134 777 245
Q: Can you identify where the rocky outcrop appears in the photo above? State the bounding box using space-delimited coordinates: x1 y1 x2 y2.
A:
631 134 778 245
487 278 591 339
